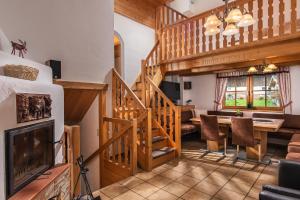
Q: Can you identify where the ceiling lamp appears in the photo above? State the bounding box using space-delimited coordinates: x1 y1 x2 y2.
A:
248 66 258 73
205 26 221 36
204 0 255 36
263 67 273 73
225 8 243 23
222 23 239 36
204 14 222 28
237 13 256 27
266 64 278 70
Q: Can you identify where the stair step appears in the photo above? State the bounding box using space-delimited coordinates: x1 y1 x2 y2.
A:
152 135 166 143
152 147 176 159
141 136 165 145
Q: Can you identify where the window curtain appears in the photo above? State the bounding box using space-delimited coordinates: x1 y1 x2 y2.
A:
214 77 228 111
278 67 292 114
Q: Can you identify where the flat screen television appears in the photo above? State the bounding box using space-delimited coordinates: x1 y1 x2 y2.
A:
159 81 180 103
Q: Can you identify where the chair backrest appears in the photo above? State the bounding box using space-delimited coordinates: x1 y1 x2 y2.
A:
200 115 220 141
231 117 255 147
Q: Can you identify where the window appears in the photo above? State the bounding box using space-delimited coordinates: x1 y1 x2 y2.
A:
225 77 248 107
223 74 281 110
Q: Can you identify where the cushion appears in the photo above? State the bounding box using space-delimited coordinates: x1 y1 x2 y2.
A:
286 152 300 162
288 144 300 153
283 114 300 129
291 134 300 142
252 112 284 119
181 110 194 123
278 128 298 134
181 123 198 135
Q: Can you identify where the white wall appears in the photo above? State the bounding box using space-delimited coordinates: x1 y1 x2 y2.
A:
0 0 114 192
290 66 300 114
114 13 155 85
0 52 64 200
181 75 216 114
181 66 300 115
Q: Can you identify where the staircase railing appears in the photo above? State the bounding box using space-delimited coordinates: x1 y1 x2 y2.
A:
112 69 152 171
158 0 300 63
99 117 137 187
156 5 188 31
145 76 181 156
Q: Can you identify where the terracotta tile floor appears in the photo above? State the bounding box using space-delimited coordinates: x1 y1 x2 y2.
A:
94 139 286 200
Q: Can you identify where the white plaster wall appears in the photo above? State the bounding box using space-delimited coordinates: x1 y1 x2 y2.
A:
181 75 216 115
114 13 155 86
290 66 300 114
0 0 114 193
0 53 64 200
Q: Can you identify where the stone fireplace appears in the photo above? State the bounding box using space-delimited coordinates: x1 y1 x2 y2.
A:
5 120 55 198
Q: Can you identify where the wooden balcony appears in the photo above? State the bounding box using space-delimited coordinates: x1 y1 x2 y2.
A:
156 0 300 74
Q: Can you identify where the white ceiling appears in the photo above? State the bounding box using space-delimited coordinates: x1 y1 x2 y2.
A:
170 0 233 17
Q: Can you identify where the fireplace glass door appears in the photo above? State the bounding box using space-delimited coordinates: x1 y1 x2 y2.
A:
5 120 54 198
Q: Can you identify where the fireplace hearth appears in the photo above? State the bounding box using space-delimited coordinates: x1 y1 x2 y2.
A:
5 120 55 198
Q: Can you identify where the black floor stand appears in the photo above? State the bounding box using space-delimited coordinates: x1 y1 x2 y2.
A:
73 155 101 200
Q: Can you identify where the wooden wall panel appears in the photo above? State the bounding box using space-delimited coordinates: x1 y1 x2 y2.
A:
114 0 173 28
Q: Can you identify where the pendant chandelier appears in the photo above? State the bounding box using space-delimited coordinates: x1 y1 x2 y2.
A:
247 64 278 74
204 0 255 36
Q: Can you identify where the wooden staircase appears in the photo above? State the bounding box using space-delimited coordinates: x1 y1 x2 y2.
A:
112 69 179 172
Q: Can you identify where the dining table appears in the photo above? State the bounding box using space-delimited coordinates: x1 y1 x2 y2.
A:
190 116 285 160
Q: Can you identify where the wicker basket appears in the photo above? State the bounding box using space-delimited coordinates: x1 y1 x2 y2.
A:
3 65 39 81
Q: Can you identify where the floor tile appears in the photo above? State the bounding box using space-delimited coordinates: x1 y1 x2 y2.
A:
152 165 169 174
176 175 201 187
113 190 144 200
147 189 178 200
203 172 230 187
181 189 211 200
147 175 173 188
135 171 157 181
223 180 252 195
193 180 222 196
92 191 111 200
101 183 129 198
215 188 245 200
247 187 260 199
132 182 159 198
163 182 190 197
161 169 184 180
185 168 211 180
119 176 144 189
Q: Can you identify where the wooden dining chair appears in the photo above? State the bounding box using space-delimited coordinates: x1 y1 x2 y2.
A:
231 117 262 162
200 115 227 159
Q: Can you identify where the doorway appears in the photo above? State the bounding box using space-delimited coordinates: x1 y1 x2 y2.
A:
114 32 123 76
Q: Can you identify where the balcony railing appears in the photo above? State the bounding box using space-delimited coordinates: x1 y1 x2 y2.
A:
158 0 300 63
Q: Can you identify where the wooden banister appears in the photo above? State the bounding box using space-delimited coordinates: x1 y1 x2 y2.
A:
144 76 181 156
112 69 152 171
156 0 300 64
156 5 187 31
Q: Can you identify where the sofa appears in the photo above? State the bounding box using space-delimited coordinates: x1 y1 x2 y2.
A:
181 109 198 136
252 113 300 145
286 134 300 162
259 160 300 200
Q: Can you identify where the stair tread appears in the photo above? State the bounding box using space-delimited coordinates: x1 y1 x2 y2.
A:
142 135 166 145
152 147 175 159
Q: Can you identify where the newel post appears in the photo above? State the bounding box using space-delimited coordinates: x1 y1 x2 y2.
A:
131 118 138 174
141 60 147 105
146 108 152 171
175 106 181 157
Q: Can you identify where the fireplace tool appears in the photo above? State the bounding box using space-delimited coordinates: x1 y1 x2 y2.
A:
73 155 101 200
